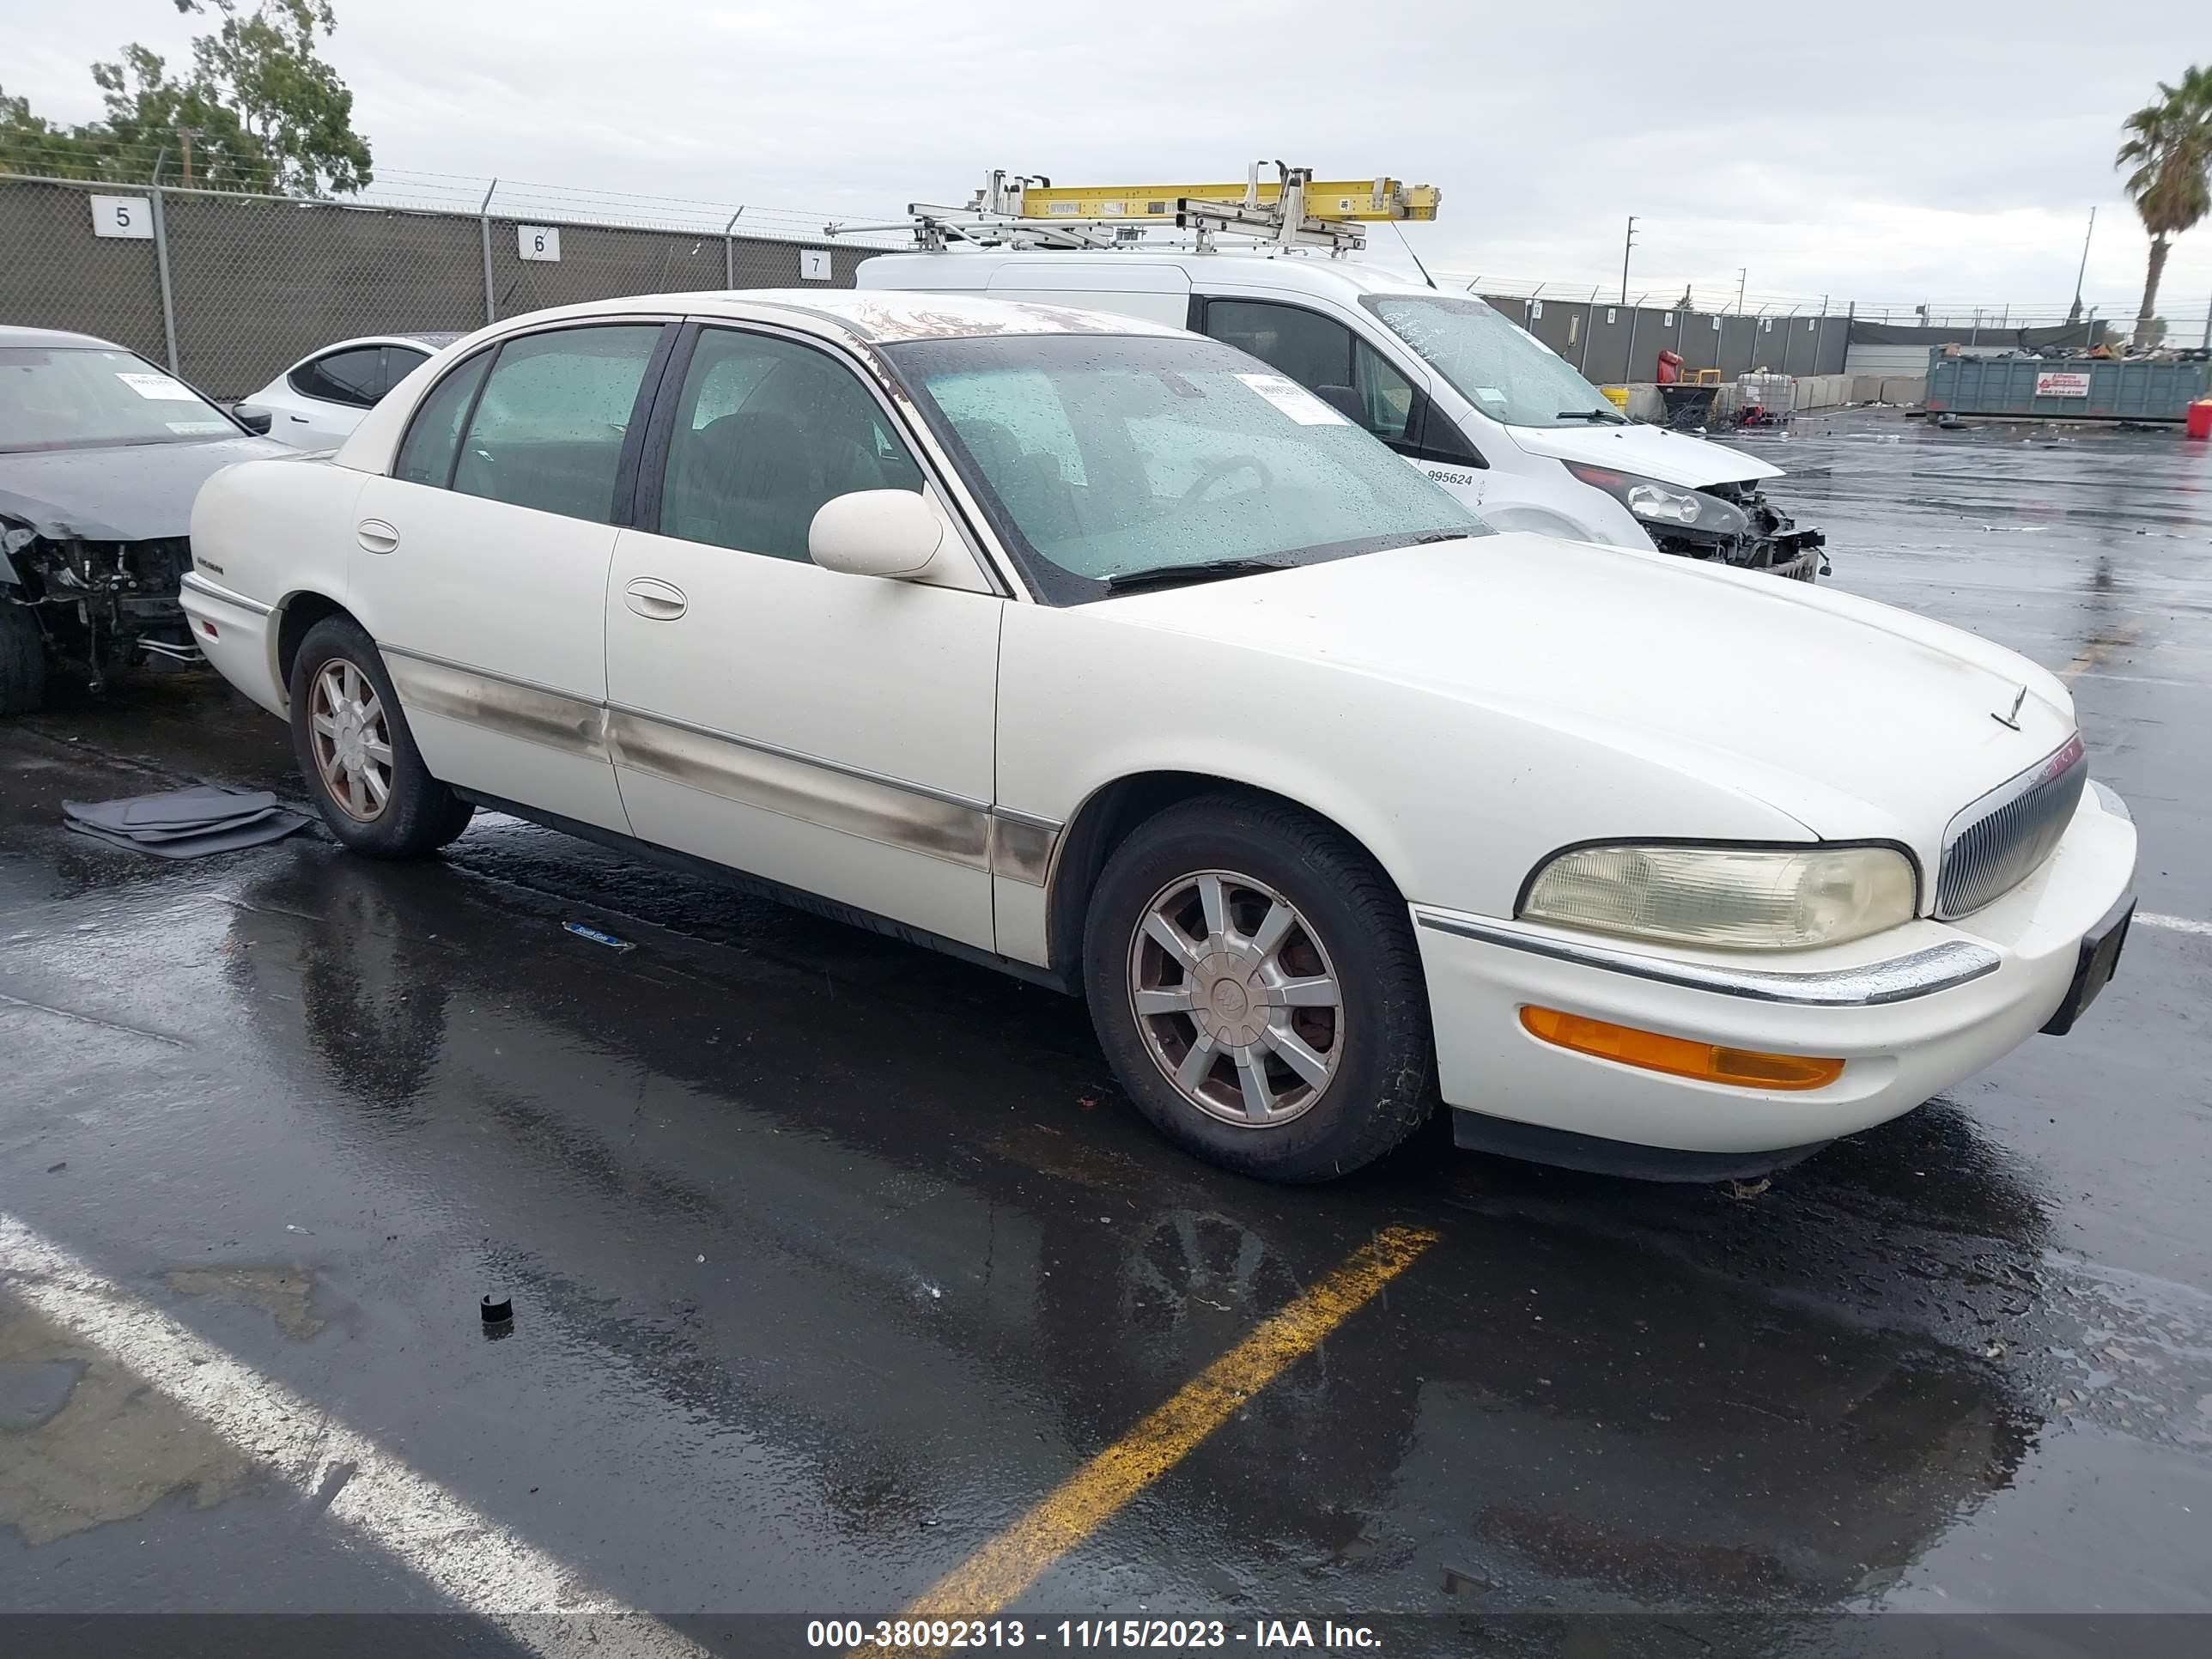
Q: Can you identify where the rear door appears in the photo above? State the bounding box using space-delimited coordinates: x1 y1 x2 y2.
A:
350 319 675 831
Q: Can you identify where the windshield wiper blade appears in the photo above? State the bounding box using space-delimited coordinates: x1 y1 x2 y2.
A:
1554 408 1626 423
1103 558 1293 592
1409 531 1474 545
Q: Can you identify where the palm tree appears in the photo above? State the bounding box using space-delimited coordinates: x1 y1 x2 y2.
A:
2117 66 2212 348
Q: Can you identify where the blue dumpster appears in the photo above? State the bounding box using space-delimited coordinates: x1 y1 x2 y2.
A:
1923 351 2212 422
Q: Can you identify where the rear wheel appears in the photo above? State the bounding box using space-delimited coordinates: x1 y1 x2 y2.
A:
289 615 473 858
0 604 46 715
1083 793 1436 1182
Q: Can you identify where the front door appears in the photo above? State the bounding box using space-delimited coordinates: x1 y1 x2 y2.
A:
604 324 1004 951
350 320 672 831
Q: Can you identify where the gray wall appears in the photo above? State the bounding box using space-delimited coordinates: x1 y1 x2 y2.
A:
0 175 870 397
1477 292 1850 384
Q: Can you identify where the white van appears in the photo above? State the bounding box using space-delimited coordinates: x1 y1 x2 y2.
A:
857 250 1826 580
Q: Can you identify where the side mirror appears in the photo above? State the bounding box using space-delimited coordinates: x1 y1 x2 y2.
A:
809 489 947 580
233 404 274 435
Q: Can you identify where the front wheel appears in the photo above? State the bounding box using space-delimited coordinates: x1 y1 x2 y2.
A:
1083 793 1436 1182
289 615 473 858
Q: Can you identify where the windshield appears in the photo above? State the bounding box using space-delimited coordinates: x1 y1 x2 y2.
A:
1363 295 1624 429
883 332 1486 601
0 347 239 453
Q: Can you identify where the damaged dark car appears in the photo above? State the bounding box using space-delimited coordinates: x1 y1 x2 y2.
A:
1 324 288 714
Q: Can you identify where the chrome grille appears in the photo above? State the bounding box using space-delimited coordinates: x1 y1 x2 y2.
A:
1936 735 2087 919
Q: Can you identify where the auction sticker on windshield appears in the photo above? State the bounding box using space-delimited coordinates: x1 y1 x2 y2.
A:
118 372 200 401
1234 372 1348 425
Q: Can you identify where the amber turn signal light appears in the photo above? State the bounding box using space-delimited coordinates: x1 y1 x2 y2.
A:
1519 1006 1844 1091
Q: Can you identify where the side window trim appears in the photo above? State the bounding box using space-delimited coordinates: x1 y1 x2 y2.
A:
632 320 705 538
1194 293 1486 469
439 342 500 490
611 324 682 528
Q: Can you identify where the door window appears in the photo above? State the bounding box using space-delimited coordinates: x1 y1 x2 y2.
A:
1203 300 1415 445
393 350 492 488
453 325 664 524
657 328 924 561
290 346 387 409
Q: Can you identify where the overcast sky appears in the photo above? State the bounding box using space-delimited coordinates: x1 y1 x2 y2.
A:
6 0 2209 325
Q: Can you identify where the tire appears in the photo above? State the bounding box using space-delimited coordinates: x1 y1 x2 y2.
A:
1083 793 1436 1182
289 614 474 858
0 603 46 715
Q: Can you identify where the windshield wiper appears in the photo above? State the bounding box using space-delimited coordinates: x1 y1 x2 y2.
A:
1103 558 1293 593
1409 531 1474 545
1554 408 1626 423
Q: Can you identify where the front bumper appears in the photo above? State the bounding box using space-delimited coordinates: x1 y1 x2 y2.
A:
1411 781 2136 1168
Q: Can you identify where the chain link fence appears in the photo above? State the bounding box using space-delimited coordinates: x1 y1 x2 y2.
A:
0 172 876 397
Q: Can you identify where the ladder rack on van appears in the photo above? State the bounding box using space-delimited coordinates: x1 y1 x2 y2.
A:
826 163 1441 256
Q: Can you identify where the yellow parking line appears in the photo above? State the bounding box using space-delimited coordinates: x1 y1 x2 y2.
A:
893 1224 1436 1626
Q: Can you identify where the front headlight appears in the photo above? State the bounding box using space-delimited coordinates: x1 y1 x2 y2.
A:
1565 463 1748 539
1519 842 1918 951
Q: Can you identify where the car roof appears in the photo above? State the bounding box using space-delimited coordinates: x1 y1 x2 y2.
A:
477 288 1189 345
0 324 126 350
296 331 464 358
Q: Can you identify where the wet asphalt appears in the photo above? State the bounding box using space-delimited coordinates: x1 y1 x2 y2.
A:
2 410 2209 1652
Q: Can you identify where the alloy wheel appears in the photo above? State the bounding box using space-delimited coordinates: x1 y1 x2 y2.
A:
307 656 392 822
1127 868 1344 1127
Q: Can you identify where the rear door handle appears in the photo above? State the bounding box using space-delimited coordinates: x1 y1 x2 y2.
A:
357 519 399 554
623 576 687 620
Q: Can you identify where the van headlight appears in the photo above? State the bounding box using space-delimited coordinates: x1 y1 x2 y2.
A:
1565 463 1748 539
1519 842 1918 951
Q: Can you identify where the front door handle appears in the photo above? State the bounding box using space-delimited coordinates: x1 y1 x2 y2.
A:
357 518 399 554
623 576 687 620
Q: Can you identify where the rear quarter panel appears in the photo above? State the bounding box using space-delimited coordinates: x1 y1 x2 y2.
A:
190 454 368 708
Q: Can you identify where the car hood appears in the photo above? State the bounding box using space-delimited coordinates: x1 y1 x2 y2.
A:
1507 419 1783 487
0 436 289 541
1100 533 2075 858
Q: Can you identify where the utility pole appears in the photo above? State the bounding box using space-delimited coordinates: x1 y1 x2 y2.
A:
1620 216 1638 305
2069 206 2096 324
1735 268 1747 313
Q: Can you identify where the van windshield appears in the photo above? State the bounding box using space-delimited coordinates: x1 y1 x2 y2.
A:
884 332 1486 604
1363 295 1625 429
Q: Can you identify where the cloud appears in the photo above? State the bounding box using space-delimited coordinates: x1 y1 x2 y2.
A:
8 0 2208 324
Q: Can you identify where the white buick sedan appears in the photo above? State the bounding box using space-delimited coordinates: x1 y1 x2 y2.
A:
183 291 2137 1183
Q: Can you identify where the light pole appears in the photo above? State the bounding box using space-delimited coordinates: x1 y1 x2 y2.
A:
1620 216 1638 305
1735 268 1747 313
2069 206 2097 332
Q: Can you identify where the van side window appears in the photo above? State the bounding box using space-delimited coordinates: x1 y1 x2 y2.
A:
1201 300 1427 451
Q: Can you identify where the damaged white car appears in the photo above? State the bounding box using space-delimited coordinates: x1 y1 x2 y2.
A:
182 292 2136 1182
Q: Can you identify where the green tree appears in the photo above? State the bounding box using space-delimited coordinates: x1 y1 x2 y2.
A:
2116 66 2212 348
0 0 370 197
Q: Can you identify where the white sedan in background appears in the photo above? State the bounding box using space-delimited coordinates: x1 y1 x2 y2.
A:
181 291 2136 1185
234 331 461 449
